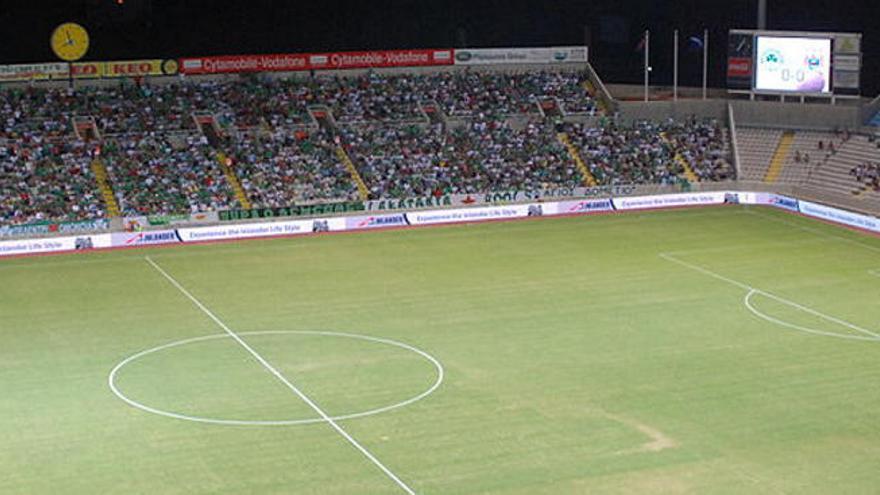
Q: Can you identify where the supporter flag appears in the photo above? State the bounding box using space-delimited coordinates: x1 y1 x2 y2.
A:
687 36 704 53
634 33 647 52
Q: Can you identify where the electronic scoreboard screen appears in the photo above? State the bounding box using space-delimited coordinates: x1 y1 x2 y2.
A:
754 36 831 93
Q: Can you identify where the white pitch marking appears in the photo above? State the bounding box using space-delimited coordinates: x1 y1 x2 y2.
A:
659 253 880 341
744 290 880 342
108 330 444 426
869 269 880 279
143 256 419 495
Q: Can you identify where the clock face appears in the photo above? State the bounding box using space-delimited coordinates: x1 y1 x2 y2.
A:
51 22 89 62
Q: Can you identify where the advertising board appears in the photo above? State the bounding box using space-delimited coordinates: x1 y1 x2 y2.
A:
612 192 726 211
180 49 452 75
0 62 69 82
798 200 880 233
176 220 312 243
453 46 587 65
405 204 533 225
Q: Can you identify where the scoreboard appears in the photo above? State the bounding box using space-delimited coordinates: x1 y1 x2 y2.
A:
727 30 861 98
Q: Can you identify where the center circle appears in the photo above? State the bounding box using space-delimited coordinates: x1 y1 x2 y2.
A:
108 331 444 426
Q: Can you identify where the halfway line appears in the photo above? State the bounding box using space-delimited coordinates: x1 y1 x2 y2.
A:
144 256 419 495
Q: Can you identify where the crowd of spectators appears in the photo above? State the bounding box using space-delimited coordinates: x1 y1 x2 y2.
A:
1 70 596 141
340 116 581 198
102 132 237 215
565 121 681 185
565 118 732 185
0 137 104 224
663 119 734 181
851 162 880 192
0 71 740 227
227 128 360 207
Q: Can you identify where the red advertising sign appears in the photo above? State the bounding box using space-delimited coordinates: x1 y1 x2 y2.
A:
726 57 752 77
180 49 453 75
180 53 308 75
307 49 452 70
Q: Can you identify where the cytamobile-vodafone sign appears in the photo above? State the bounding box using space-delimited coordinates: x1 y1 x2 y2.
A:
180 49 452 75
180 54 308 75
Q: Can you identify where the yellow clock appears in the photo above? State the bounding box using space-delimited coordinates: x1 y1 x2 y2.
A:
50 22 90 62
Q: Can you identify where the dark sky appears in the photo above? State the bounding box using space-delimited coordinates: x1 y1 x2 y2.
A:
0 0 876 95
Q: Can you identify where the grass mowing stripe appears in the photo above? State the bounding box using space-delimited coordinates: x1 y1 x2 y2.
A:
143 256 420 495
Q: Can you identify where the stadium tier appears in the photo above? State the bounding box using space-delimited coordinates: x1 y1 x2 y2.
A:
0 68 741 227
1 56 878 230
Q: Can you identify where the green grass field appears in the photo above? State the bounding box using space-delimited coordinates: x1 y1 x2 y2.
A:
2 205 880 494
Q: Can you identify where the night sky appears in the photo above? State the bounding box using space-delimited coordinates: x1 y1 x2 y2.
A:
1 0 876 95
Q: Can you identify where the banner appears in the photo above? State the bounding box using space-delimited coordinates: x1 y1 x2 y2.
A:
180 49 452 75
405 204 534 226
453 46 588 65
219 201 365 221
612 192 726 211
307 49 452 70
177 220 312 242
798 200 880 233
364 185 637 212
0 218 110 238
71 59 178 79
0 233 110 256
0 62 69 82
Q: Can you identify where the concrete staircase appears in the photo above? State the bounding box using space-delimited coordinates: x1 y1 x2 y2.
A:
216 151 252 210
659 132 699 183
90 159 120 217
763 131 795 183
335 146 370 200
557 132 598 186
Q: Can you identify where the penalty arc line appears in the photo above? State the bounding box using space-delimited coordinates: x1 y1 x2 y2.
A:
659 253 880 340
143 256 419 495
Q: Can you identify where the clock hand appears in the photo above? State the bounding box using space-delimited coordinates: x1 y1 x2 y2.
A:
66 30 74 45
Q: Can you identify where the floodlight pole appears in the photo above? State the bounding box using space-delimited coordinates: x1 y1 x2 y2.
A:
758 0 767 29
673 30 679 102
644 30 650 102
702 28 709 100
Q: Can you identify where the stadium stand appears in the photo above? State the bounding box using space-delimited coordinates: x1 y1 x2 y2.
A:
737 127 784 181
102 132 238 215
0 138 105 224
227 128 361 207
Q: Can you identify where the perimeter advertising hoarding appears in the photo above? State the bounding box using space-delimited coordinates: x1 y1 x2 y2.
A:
0 62 69 82
754 36 832 93
0 233 111 256
180 49 452 75
453 46 588 65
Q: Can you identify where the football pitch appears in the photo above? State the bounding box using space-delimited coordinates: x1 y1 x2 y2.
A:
2 205 879 494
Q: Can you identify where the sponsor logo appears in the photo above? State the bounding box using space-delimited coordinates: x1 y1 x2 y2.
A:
355 215 408 228
769 195 799 212
455 51 473 62
567 199 613 212
123 231 180 245
727 57 752 77
182 59 203 70
162 59 179 75
553 51 569 61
